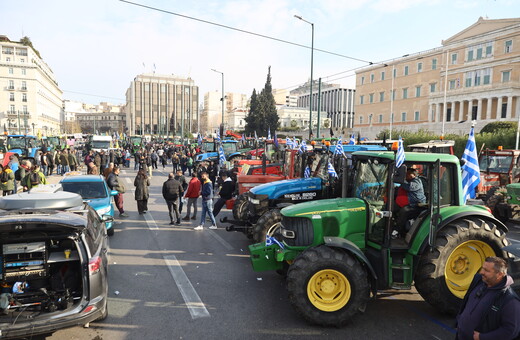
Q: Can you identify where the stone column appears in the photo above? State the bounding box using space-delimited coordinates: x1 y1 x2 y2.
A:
487 98 493 121
497 97 503 119
477 98 483 120
429 103 433 122
507 96 513 119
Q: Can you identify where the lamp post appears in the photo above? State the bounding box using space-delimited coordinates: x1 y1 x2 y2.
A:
294 14 314 140
211 69 225 130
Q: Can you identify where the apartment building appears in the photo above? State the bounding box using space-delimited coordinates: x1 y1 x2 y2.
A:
0 35 62 136
125 74 199 137
202 91 248 133
66 101 125 134
355 17 520 138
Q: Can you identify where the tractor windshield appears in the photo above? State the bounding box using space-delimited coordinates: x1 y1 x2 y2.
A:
353 160 388 205
222 143 237 154
479 155 512 173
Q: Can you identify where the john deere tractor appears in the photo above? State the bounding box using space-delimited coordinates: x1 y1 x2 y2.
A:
249 151 518 326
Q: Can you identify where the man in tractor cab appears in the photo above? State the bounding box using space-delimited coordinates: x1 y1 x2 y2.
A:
395 167 426 235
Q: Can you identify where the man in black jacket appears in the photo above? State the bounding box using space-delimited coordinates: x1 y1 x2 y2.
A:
456 256 520 340
162 172 183 225
106 166 128 217
212 171 236 217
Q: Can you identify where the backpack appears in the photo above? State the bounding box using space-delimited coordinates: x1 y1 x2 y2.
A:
0 171 9 183
29 172 41 186
187 157 193 166
14 168 22 181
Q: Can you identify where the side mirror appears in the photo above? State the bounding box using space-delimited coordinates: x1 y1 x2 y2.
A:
393 165 407 184
110 190 118 196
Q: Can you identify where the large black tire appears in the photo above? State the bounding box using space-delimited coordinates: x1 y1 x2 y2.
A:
232 194 249 221
484 186 500 203
486 191 504 213
286 246 369 327
414 217 509 314
252 209 282 244
107 226 115 236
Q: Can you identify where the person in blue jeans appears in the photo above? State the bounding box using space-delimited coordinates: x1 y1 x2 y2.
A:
194 171 217 230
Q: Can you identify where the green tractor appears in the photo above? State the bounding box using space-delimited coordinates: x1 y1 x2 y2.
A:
249 151 517 326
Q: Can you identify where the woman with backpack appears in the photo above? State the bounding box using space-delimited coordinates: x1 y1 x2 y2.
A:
0 164 15 196
22 165 47 191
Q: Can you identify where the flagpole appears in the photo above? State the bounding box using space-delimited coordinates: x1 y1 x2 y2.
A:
442 50 449 138
390 65 395 140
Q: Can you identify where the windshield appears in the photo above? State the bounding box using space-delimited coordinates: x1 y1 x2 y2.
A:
479 155 512 173
203 142 215 152
92 141 111 149
7 137 39 149
130 137 142 144
47 137 60 146
222 143 237 154
353 160 388 204
62 181 108 199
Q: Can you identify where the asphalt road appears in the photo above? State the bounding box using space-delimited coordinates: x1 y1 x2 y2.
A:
46 166 520 340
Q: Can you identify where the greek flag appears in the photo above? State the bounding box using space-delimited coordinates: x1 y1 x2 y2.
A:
461 127 480 202
334 136 345 157
293 137 298 149
265 234 284 249
218 145 226 166
396 136 405 168
197 133 202 145
267 128 271 140
215 130 221 143
327 161 338 178
304 166 311 178
348 133 356 145
286 137 294 148
299 140 307 154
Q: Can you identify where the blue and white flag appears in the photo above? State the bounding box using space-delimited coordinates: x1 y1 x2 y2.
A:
286 137 294 149
299 140 307 154
327 161 338 178
197 133 203 145
267 128 271 140
218 145 226 166
334 136 345 157
395 136 405 168
461 127 480 202
293 137 298 149
348 133 356 145
265 234 284 249
241 134 245 142
304 166 311 178
254 131 258 140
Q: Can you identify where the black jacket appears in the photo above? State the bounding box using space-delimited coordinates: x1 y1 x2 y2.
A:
219 178 235 200
162 178 183 201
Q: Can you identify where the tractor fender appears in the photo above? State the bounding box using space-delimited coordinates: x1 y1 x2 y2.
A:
227 152 241 159
418 210 508 254
323 236 378 296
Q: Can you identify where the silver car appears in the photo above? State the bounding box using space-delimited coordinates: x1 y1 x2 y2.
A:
0 189 111 339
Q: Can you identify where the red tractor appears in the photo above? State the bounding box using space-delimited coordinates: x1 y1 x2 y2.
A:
478 148 520 202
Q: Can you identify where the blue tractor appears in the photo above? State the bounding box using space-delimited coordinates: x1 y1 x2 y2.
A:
7 134 42 159
226 144 387 243
195 140 244 164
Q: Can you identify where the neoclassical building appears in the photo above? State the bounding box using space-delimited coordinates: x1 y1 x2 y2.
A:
355 17 520 138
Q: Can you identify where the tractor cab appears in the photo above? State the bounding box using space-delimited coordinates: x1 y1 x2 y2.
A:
478 148 520 198
408 140 455 155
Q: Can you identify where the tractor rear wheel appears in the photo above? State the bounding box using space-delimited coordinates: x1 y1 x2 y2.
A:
414 217 509 315
252 209 282 244
232 194 249 221
286 246 369 327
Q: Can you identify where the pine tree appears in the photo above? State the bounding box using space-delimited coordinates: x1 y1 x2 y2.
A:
260 66 279 136
245 89 260 134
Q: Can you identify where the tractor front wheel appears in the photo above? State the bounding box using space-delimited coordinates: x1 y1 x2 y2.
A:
252 209 282 244
286 246 369 327
232 194 249 221
414 217 508 315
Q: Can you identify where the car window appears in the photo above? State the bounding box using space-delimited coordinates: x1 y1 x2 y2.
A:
85 208 104 254
62 181 108 199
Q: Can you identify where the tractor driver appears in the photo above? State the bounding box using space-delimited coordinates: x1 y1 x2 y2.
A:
395 168 426 235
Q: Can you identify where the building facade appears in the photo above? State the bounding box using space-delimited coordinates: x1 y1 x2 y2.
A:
125 74 199 137
202 91 248 133
67 101 125 134
0 35 62 136
355 17 520 138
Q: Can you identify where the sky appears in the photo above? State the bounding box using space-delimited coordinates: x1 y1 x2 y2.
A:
3 0 519 105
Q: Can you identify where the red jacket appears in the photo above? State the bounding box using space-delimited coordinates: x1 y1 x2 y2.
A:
184 177 201 198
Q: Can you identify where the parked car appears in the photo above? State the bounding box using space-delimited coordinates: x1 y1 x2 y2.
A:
0 189 111 339
60 174 117 236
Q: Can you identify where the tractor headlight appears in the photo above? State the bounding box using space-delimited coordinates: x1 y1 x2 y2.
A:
249 197 260 205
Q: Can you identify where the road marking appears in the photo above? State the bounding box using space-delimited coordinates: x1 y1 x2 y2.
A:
144 210 159 230
163 255 210 319
207 230 233 250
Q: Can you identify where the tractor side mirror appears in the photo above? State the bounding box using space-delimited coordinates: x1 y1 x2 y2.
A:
393 165 407 184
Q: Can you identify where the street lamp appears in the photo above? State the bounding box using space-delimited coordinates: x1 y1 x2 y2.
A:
294 14 314 140
211 69 225 130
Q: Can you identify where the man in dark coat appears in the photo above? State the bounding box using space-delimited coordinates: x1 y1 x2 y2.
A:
162 172 183 225
107 166 128 217
456 256 520 340
212 171 236 217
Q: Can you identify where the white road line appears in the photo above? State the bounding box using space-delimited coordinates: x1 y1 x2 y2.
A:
163 255 210 319
144 210 159 230
207 230 233 250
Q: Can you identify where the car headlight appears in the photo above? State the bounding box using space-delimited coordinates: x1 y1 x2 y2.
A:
96 206 112 217
249 197 260 204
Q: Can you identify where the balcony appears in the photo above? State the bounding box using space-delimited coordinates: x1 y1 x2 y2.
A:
7 111 31 119
6 86 14 90
19 87 27 91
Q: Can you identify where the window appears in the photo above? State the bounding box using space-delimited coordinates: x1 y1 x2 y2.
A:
381 71 385 81
20 58 24 63
449 80 456 90
393 68 397 78
361 76 365 85
502 70 511 83
468 50 474 61
432 58 437 70
404 66 409 76
359 116 363 124
483 68 491 85
414 111 420 121
465 72 473 87
22 93 27 102
467 41 493 61
379 114 383 123
8 68 13 74
360 95 364 105
369 93 374 103
451 53 458 65
392 89 396 101
21 68 26 75
415 86 421 97
370 74 374 83
21 81 26 90
430 83 436 93
505 40 513 53
8 80 14 90
401 112 407 122
6 57 10 62
9 105 15 114
22 105 27 114
9 93 14 101
402 88 408 99
417 62 423 73
379 92 384 102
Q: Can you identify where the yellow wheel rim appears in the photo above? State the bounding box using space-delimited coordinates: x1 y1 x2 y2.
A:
445 240 495 299
307 269 351 312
